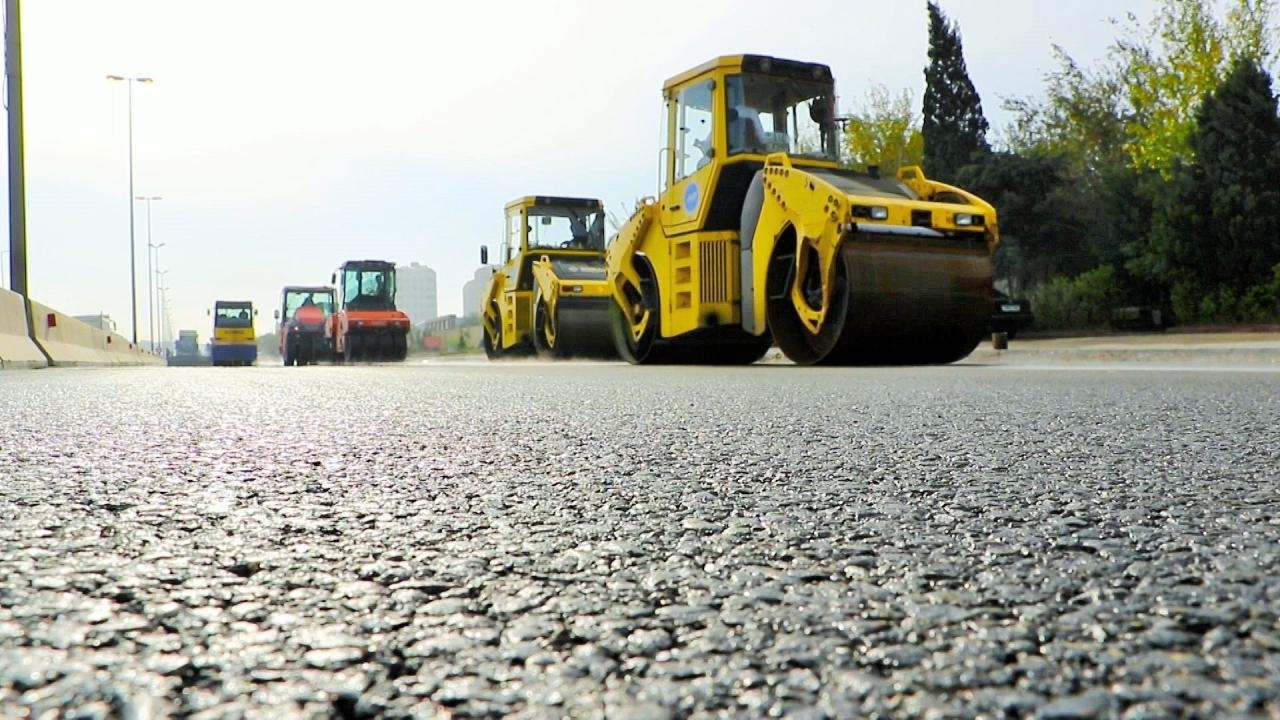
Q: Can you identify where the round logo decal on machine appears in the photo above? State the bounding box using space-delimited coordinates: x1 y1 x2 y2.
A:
683 182 700 214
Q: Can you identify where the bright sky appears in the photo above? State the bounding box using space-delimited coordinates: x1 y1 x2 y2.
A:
2 0 1163 345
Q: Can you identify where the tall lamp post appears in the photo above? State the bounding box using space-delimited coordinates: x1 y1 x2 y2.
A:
107 74 154 345
136 195 162 350
156 270 169 352
150 240 165 352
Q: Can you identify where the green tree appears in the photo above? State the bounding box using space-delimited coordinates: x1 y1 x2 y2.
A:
1002 46 1130 176
843 84 924 176
922 1 990 181
1144 57 1280 319
1005 0 1276 174
1192 57 1280 288
1115 0 1276 173
954 152 1091 294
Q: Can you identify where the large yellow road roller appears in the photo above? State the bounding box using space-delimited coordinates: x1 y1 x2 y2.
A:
480 196 618 360
606 55 999 365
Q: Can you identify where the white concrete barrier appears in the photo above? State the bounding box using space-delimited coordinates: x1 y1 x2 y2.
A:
0 289 47 370
103 329 163 366
28 299 116 366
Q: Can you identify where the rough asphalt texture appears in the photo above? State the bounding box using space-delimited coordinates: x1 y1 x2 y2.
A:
1 362 1278 719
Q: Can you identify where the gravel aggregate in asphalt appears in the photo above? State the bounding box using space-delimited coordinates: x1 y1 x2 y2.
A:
0 361 1278 718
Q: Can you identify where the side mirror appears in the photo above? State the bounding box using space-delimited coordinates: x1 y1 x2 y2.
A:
273 309 280 320
206 309 211 316
480 245 489 265
330 273 337 284
254 308 259 316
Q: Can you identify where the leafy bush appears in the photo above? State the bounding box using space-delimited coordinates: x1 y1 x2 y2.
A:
1172 263 1280 324
1029 265 1124 330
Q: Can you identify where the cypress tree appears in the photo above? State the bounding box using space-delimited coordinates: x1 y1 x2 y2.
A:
1186 57 1280 290
922 2 990 181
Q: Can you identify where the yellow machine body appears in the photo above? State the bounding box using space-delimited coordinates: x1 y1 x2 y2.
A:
481 196 617 360
606 54 1000 365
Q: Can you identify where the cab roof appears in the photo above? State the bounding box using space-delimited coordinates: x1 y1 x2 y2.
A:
338 259 396 269
504 195 603 213
662 54 834 92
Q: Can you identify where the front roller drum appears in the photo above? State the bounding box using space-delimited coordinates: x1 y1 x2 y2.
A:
535 297 617 360
768 241 990 366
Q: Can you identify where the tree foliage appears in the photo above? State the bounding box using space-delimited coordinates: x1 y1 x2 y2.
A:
954 153 1086 294
922 1 990 181
1009 0 1277 175
980 0 1280 328
1002 47 1130 176
1115 0 1277 172
843 84 924 176
1140 57 1280 321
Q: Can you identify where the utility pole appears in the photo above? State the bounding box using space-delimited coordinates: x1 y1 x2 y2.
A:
6 0 29 298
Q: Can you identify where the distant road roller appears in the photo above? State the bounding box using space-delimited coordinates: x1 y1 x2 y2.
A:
606 54 999 365
327 260 410 362
480 196 618 360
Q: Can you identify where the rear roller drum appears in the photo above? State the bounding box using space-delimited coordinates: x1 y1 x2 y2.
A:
611 258 674 365
612 257 770 365
483 304 502 360
483 326 501 360
533 298 566 359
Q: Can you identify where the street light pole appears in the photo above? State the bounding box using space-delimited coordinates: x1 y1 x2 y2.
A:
156 270 169 352
136 195 162 350
152 245 165 350
107 74 153 345
6 0 29 299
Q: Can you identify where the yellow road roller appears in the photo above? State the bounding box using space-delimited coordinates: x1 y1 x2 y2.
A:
480 196 618 360
606 54 1000 365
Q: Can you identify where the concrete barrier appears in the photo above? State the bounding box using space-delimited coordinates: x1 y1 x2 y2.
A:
104 329 163 366
27 299 161 367
0 289 47 369
28 299 114 366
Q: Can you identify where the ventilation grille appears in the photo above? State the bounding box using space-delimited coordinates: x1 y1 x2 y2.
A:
699 240 731 304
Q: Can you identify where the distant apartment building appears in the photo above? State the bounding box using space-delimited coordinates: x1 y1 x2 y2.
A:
462 266 492 319
396 262 437 324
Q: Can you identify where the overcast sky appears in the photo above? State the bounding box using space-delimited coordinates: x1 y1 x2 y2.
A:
2 0 1166 345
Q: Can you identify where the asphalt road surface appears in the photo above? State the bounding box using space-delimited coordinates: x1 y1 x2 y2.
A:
1 358 1278 719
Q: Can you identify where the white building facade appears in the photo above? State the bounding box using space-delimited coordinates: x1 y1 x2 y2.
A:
396 262 438 325
462 266 492 319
